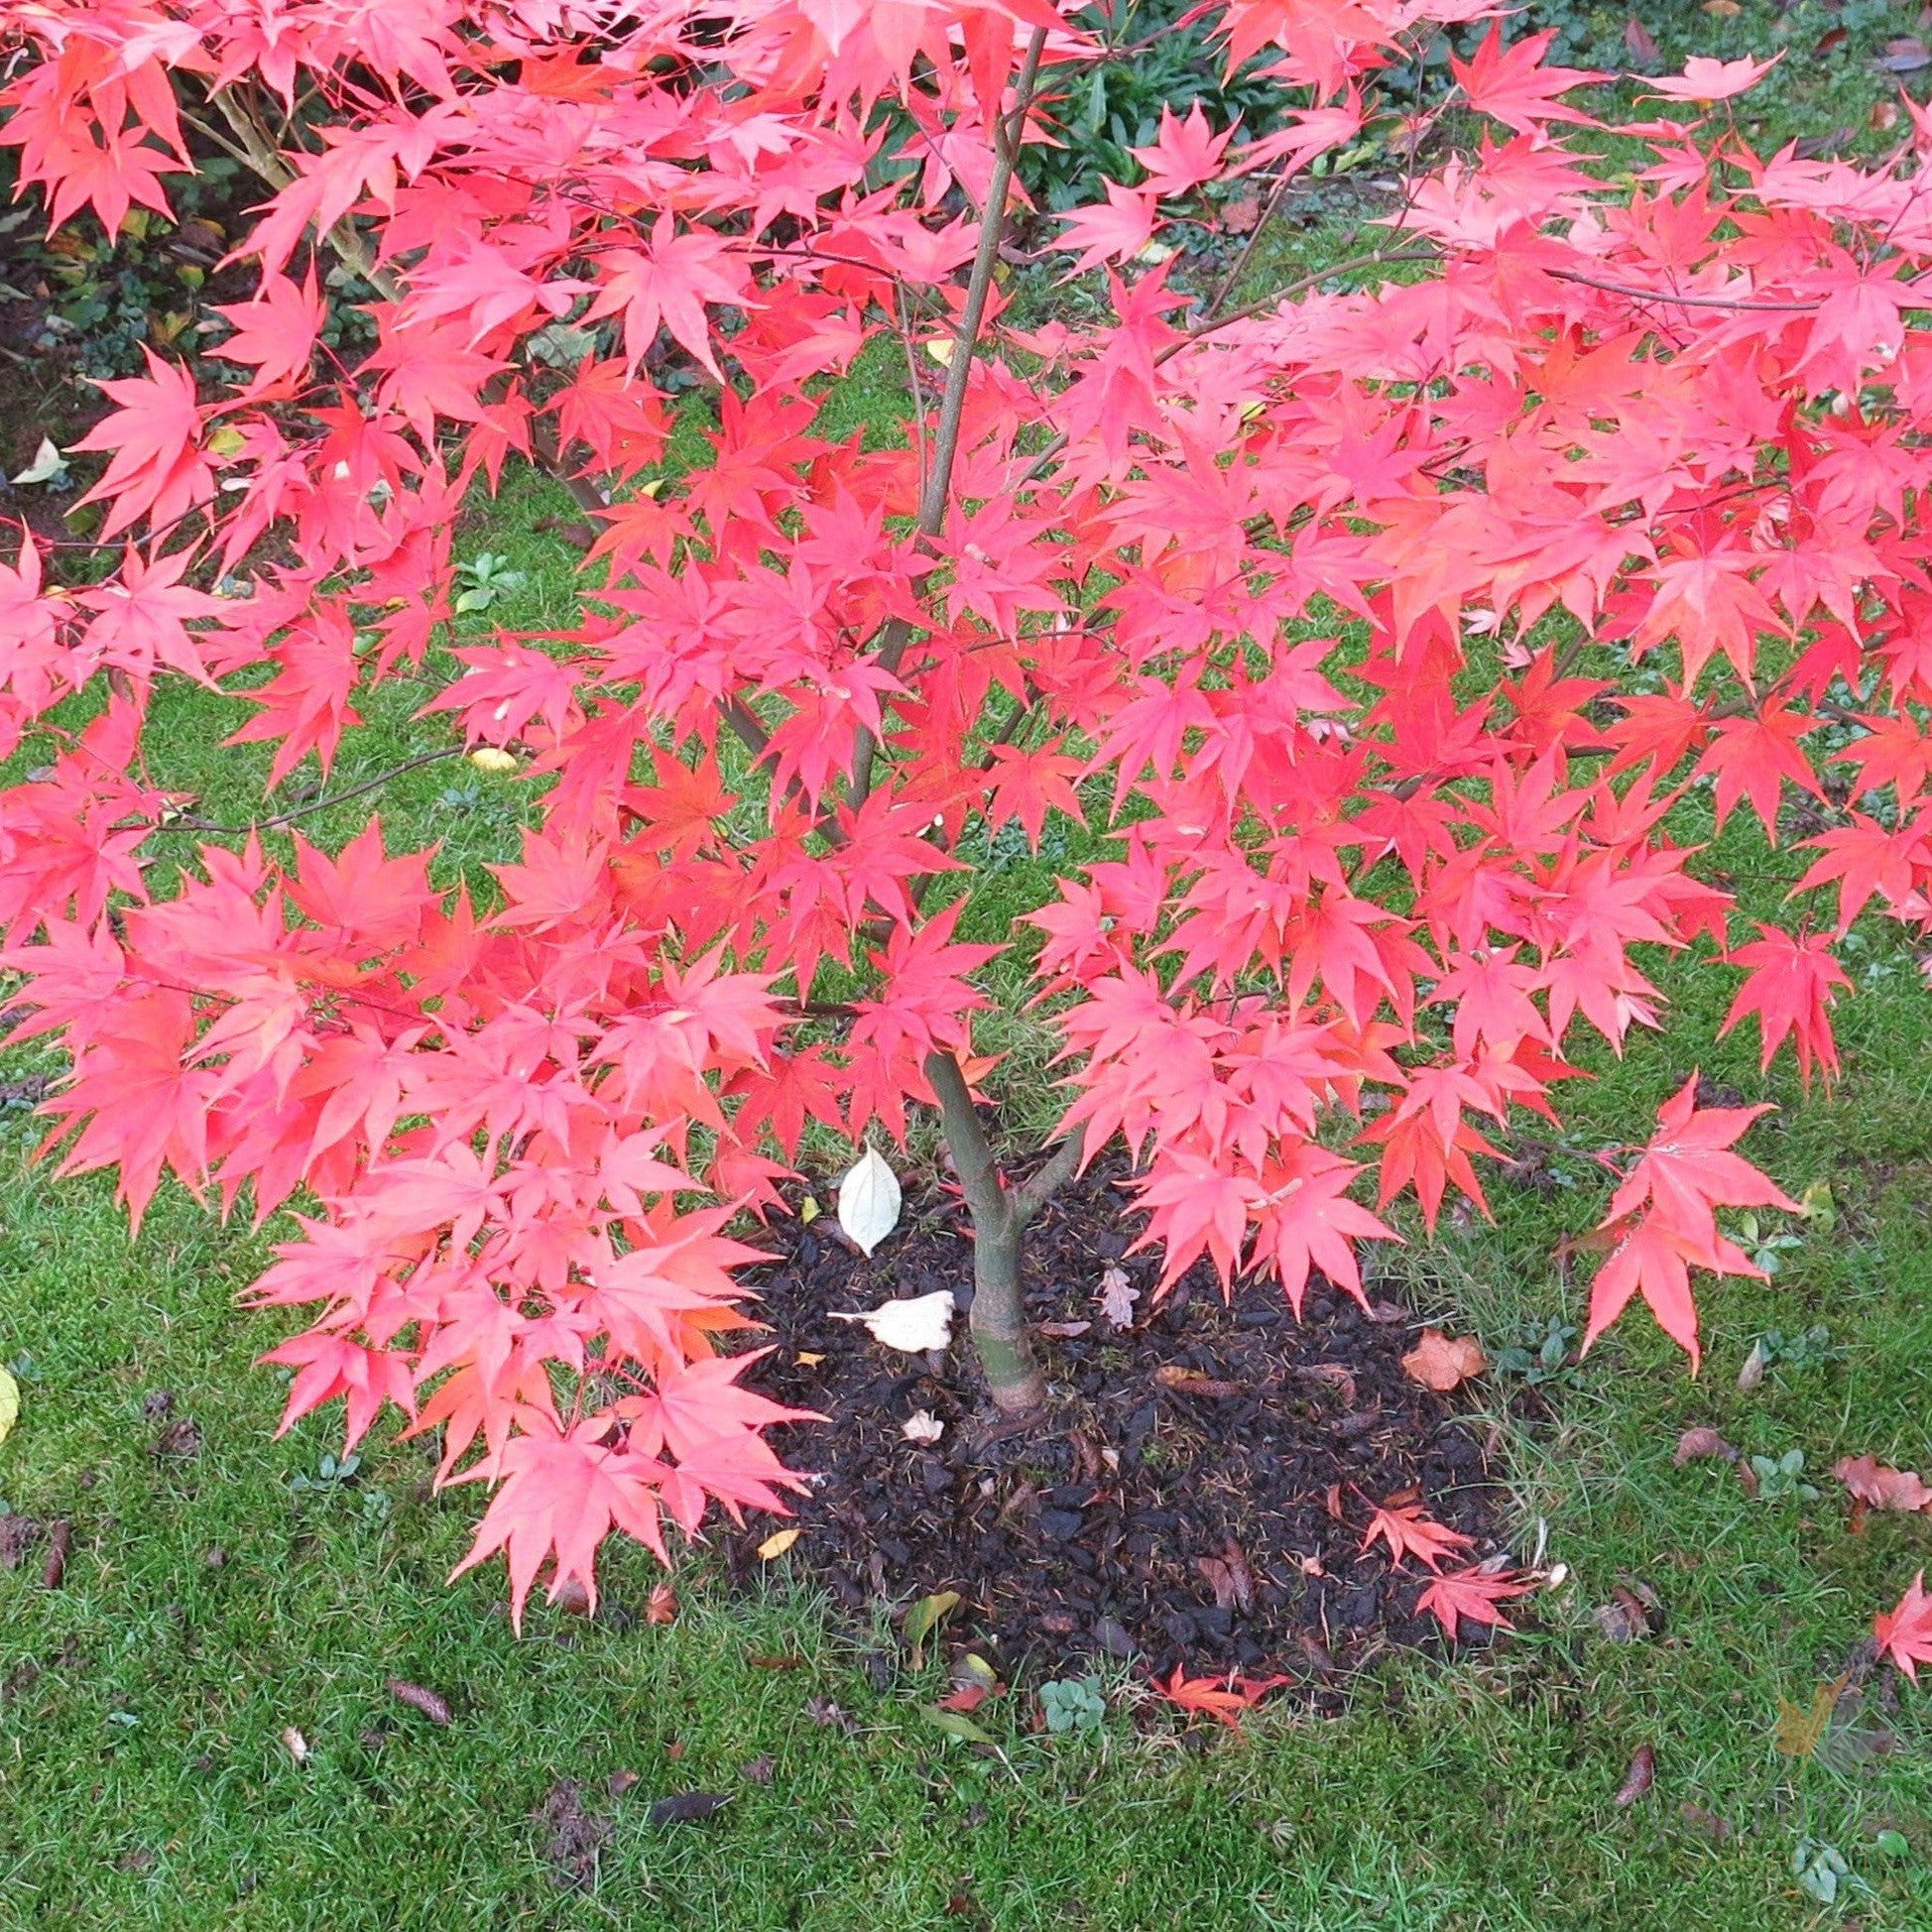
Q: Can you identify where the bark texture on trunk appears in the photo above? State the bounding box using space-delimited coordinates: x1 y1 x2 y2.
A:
925 1050 1082 1413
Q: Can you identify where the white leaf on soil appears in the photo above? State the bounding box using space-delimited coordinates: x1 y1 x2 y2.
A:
828 1289 955 1354
12 437 66 487
836 1145 902 1256
902 1409 945 1444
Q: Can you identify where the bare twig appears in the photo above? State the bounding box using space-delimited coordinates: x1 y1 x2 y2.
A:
159 748 467 836
848 27 1050 811
1547 270 1820 313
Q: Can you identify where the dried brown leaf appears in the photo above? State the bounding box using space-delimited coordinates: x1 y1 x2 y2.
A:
1153 1366 1244 1399
1400 1328 1487 1392
1625 18 1661 64
1679 1802 1733 1839
1196 1555 1238 1610
1297 1362 1359 1405
41 1519 68 1591
1834 1454 1932 1513
1673 1426 1738 1468
1097 1265 1139 1328
1220 1534 1256 1613
387 1678 452 1726
1615 1744 1656 1807
1219 195 1262 235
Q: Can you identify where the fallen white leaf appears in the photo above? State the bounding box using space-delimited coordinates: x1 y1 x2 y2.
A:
1098 1265 1138 1328
12 437 66 487
281 1726 309 1765
836 1146 902 1257
902 1409 945 1445
828 1288 955 1354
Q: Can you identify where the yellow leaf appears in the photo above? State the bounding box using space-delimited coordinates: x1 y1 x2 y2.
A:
469 747 519 775
903 1589 960 1666
1797 1180 1836 1233
1773 1674 1848 1757
0 1362 17 1449
205 425 247 459
925 338 955 368
757 1527 801 1561
1702 0 1740 12
798 1194 820 1225
795 1352 824 1366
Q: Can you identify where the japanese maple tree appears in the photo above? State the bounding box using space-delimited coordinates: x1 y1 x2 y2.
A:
2 0 1929 1627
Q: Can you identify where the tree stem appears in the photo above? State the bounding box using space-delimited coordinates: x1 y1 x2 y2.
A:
848 28 1048 812
925 1050 1082 1413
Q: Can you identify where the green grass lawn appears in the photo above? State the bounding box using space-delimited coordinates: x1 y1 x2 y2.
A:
8 11 1932 1925
4 861 1932 1930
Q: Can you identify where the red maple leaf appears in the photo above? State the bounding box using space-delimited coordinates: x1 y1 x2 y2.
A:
1452 26 1603 134
1416 1561 1533 1641
1360 1498 1475 1573
1583 1074 1796 1368
1154 1664 1290 1732
1873 1573 1932 1679
212 271 325 395
1719 925 1851 1089
71 350 212 540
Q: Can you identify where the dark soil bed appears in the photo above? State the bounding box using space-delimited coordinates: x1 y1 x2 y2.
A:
725 1157 1527 1693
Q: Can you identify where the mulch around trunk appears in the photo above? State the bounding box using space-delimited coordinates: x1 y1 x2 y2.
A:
724 1157 1527 1692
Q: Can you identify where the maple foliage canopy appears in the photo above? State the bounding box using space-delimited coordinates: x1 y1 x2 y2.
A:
3 0 1929 1618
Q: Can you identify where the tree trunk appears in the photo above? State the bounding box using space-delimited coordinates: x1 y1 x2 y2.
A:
924 1050 1082 1414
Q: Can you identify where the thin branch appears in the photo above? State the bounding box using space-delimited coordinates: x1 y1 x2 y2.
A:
203 85 402 300
1011 1123 1086 1224
916 27 1050 541
1203 167 1296 318
528 419 613 523
924 1048 1014 1235
158 748 467 836
1547 270 1820 313
847 27 1050 812
721 696 773 761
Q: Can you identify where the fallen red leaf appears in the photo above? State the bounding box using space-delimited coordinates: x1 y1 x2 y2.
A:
1154 1664 1290 1733
1360 1497 1475 1573
1415 1561 1532 1640
1875 1572 1932 1678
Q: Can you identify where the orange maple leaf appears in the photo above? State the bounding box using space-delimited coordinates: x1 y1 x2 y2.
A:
1360 1498 1475 1573
1155 1664 1290 1733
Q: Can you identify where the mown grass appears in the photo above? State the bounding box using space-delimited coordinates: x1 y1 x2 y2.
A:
8 14 1932 1926
5 940 1932 1930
